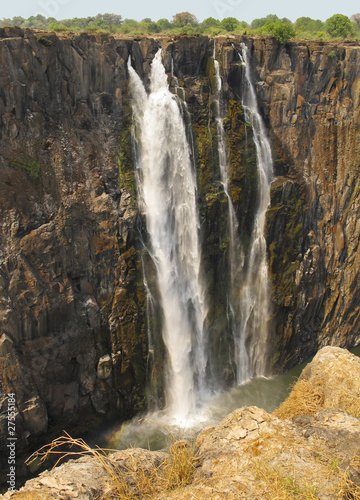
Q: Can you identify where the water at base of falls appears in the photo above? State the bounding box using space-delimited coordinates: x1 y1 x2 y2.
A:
128 49 208 424
89 362 307 452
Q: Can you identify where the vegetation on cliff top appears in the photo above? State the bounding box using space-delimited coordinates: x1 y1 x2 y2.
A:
1 11 360 43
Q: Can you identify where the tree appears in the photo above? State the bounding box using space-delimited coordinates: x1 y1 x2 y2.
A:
325 14 353 38
140 19 159 33
294 16 324 32
260 20 295 44
351 13 360 32
220 17 239 31
21 14 48 28
156 18 172 31
12 16 25 27
98 13 122 26
251 14 278 29
119 18 140 33
201 17 220 30
0 18 13 27
172 12 198 28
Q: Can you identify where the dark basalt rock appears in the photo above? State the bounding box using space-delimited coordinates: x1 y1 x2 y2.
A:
0 31 360 488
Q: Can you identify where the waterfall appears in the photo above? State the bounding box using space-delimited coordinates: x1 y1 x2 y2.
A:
213 46 251 383
238 43 274 377
127 49 207 422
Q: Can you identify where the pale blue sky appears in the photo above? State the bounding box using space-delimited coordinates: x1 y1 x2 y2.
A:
1 0 359 23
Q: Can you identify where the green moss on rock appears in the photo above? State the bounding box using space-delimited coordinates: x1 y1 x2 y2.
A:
118 108 136 197
223 100 258 251
266 178 305 305
10 154 41 179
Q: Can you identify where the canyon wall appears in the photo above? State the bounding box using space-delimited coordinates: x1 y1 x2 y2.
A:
0 27 359 463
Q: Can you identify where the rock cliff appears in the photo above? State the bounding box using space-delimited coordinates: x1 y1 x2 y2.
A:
0 28 360 475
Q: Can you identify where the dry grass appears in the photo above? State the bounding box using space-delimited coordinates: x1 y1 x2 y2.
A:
6 494 55 500
337 451 360 500
339 472 360 500
311 443 360 499
338 387 360 419
26 427 196 499
273 377 325 420
273 374 360 421
253 463 319 499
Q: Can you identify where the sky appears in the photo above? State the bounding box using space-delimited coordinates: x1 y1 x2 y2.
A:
1 0 359 24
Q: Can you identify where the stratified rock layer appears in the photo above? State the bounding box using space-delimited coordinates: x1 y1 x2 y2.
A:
0 29 360 467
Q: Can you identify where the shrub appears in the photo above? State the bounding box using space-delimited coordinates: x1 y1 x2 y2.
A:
36 36 53 46
48 22 69 31
260 20 295 43
10 156 41 179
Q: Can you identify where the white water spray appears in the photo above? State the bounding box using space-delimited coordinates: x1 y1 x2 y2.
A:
128 49 207 422
238 43 274 377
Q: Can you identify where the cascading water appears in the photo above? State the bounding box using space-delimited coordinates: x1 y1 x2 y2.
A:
212 45 251 383
127 49 207 422
238 43 274 376
102 43 280 453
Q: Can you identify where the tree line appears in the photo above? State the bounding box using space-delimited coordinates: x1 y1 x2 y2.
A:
0 12 359 43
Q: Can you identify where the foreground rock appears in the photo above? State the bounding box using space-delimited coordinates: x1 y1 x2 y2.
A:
2 346 360 499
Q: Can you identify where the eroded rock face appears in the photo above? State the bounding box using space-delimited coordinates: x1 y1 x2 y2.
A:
1 30 360 475
0 30 148 468
248 39 360 368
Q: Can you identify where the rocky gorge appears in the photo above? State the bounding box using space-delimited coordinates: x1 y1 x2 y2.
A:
0 27 360 485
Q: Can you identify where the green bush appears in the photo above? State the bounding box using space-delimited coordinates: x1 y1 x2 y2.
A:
36 36 53 46
48 22 69 31
220 17 239 31
201 17 220 31
325 14 353 38
156 18 172 31
294 17 324 32
251 14 279 29
260 20 295 43
10 156 41 179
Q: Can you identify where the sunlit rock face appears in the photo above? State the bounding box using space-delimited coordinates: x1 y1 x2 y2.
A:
0 28 359 467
